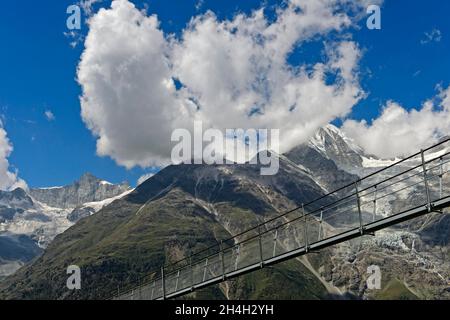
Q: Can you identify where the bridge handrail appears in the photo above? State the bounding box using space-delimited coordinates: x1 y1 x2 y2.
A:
162 138 450 268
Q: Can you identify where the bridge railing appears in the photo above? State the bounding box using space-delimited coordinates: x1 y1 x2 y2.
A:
112 138 450 300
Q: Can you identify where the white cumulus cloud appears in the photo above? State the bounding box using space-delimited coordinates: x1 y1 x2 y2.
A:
421 28 442 45
79 0 104 17
77 0 371 168
44 110 55 121
342 85 450 158
0 123 27 191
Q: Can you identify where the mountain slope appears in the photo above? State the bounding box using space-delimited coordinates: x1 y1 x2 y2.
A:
0 174 131 280
285 144 358 193
0 159 332 299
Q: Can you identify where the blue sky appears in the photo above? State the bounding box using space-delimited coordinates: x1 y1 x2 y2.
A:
0 0 449 188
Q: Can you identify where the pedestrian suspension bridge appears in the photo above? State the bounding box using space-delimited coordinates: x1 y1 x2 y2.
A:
113 138 450 300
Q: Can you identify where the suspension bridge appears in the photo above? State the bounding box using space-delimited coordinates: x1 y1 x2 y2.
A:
112 138 450 300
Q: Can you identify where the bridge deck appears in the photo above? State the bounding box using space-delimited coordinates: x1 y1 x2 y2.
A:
161 196 450 300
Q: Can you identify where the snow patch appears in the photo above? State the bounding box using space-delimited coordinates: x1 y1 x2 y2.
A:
81 188 134 212
37 186 63 190
361 156 401 168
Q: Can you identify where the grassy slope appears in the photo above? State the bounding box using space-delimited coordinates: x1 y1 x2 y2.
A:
229 259 328 299
374 279 418 300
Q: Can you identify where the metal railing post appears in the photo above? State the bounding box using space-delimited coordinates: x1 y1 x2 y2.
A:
189 257 194 291
150 281 155 300
220 241 225 280
258 226 264 268
302 204 308 252
373 185 377 222
439 157 443 199
355 182 363 235
161 266 166 300
272 229 278 257
138 277 141 300
174 270 180 292
318 207 323 241
202 258 209 282
234 245 240 271
421 149 432 211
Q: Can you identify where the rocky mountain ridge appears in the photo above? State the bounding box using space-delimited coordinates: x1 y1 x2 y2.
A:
29 173 130 209
0 174 131 280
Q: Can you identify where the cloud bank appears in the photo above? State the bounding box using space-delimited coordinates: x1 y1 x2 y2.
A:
342 85 450 158
77 0 367 168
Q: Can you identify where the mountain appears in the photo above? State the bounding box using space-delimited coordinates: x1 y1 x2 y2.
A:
307 125 364 171
0 174 131 280
29 173 130 209
0 188 34 224
288 125 450 299
0 125 448 300
284 144 358 194
0 157 335 299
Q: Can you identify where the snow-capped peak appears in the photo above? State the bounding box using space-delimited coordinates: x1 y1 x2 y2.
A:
309 124 363 155
306 124 364 170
